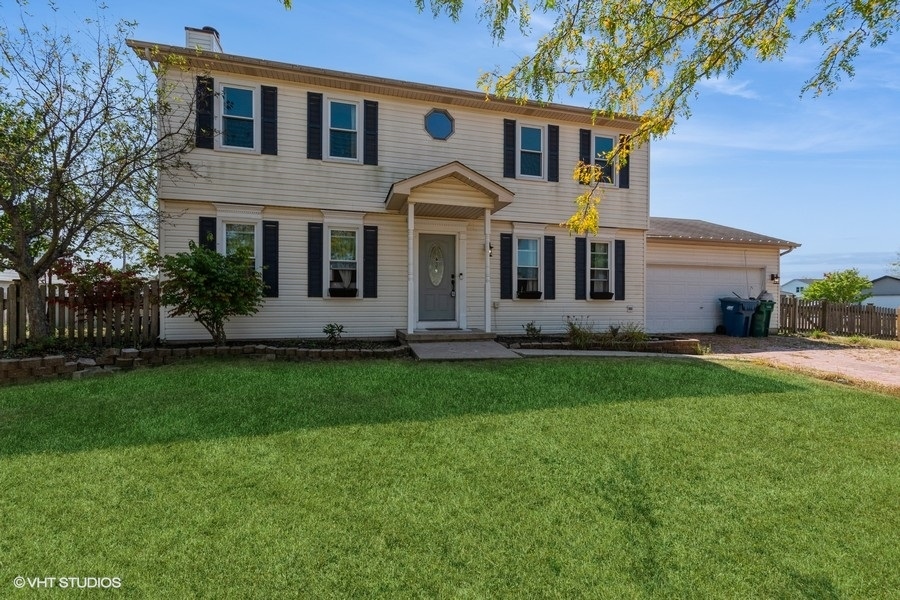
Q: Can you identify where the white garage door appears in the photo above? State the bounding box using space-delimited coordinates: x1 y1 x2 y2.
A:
647 265 765 333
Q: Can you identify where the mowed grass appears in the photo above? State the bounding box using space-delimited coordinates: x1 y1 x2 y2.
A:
0 358 897 598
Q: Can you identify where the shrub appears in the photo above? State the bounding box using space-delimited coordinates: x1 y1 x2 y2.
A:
52 257 148 311
522 320 542 340
564 315 595 349
323 323 344 344
158 242 264 345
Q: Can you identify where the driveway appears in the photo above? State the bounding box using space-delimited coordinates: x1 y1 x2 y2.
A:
692 334 900 395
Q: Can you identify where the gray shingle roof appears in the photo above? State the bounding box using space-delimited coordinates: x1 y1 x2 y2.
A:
649 217 799 248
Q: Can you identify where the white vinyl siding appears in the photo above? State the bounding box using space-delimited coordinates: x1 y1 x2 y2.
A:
158 70 648 230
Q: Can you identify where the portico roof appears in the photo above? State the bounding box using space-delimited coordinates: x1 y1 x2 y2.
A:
385 161 513 219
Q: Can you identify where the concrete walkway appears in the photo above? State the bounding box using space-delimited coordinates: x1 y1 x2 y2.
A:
409 341 701 361
409 341 521 361
407 338 900 396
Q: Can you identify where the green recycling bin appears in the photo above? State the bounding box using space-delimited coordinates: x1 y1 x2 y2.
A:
751 300 775 337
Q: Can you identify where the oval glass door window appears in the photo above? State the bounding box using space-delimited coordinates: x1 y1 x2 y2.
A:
429 244 445 286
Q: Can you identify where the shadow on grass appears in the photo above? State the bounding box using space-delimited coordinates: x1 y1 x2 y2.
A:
0 357 802 457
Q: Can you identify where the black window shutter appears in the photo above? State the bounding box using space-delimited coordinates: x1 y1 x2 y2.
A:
363 100 378 166
618 134 630 189
544 236 556 300
307 223 323 297
195 76 214 150
261 86 278 156
363 226 378 298
307 92 323 160
548 125 559 182
500 233 513 299
199 216 216 250
575 237 587 300
579 129 592 164
262 220 279 298
614 239 626 300
503 119 516 179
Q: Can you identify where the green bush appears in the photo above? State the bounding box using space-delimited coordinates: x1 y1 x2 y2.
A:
323 323 344 344
522 320 542 340
158 242 264 345
564 315 595 349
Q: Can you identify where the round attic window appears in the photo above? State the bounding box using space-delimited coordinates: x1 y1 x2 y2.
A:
424 109 454 140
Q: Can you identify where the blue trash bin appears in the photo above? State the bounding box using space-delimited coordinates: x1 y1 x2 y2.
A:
719 298 760 337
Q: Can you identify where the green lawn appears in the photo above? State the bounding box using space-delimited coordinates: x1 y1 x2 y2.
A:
1 358 897 598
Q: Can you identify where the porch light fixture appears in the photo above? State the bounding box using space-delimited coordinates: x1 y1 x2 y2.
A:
770 273 780 283
488 242 494 257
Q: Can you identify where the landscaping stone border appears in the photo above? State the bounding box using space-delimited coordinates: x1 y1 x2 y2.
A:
0 344 412 386
505 338 702 354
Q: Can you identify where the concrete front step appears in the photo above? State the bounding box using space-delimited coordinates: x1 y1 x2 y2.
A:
396 329 497 343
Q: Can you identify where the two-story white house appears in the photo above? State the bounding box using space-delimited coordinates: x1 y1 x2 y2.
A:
130 27 649 341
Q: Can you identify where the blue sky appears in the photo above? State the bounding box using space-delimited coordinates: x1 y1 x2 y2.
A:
4 0 898 281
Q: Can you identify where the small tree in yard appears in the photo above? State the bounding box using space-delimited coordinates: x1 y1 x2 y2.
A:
803 269 872 304
0 2 196 342
159 242 264 345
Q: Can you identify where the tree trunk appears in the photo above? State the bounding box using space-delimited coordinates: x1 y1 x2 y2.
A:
19 273 50 342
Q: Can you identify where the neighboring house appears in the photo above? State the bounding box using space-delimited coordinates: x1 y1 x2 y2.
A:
131 27 648 341
646 218 799 334
780 278 819 298
0 269 18 291
866 275 900 309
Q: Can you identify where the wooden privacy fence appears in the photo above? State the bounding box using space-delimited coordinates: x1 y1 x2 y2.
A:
779 295 899 339
1 281 160 350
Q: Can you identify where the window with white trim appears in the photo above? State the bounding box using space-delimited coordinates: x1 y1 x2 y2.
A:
516 238 540 297
594 135 616 184
218 83 260 151
518 124 545 179
225 222 256 262
589 241 611 298
327 98 361 161
329 228 358 294
322 211 365 298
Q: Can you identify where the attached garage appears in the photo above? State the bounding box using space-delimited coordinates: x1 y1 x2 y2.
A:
647 218 799 334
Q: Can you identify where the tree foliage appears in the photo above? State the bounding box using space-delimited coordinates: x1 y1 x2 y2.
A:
52 257 147 311
158 242 264 345
409 0 898 232
0 0 196 340
803 269 873 304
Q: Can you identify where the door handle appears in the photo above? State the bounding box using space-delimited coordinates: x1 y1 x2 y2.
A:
450 273 456 297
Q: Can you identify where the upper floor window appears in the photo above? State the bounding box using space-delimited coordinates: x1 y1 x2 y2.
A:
518 124 545 179
222 86 255 149
425 109 454 140
327 99 360 161
215 83 261 152
594 135 615 184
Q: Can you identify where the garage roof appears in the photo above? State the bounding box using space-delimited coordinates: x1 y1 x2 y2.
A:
649 217 799 249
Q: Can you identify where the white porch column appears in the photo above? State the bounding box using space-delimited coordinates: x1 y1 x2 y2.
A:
407 204 416 334
484 208 492 333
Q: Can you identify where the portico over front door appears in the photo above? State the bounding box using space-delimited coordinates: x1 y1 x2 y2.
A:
418 234 456 323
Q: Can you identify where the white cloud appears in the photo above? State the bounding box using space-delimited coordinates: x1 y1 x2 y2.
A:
699 77 759 99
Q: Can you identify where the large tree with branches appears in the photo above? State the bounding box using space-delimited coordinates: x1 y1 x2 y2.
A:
404 0 897 231
0 1 196 341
